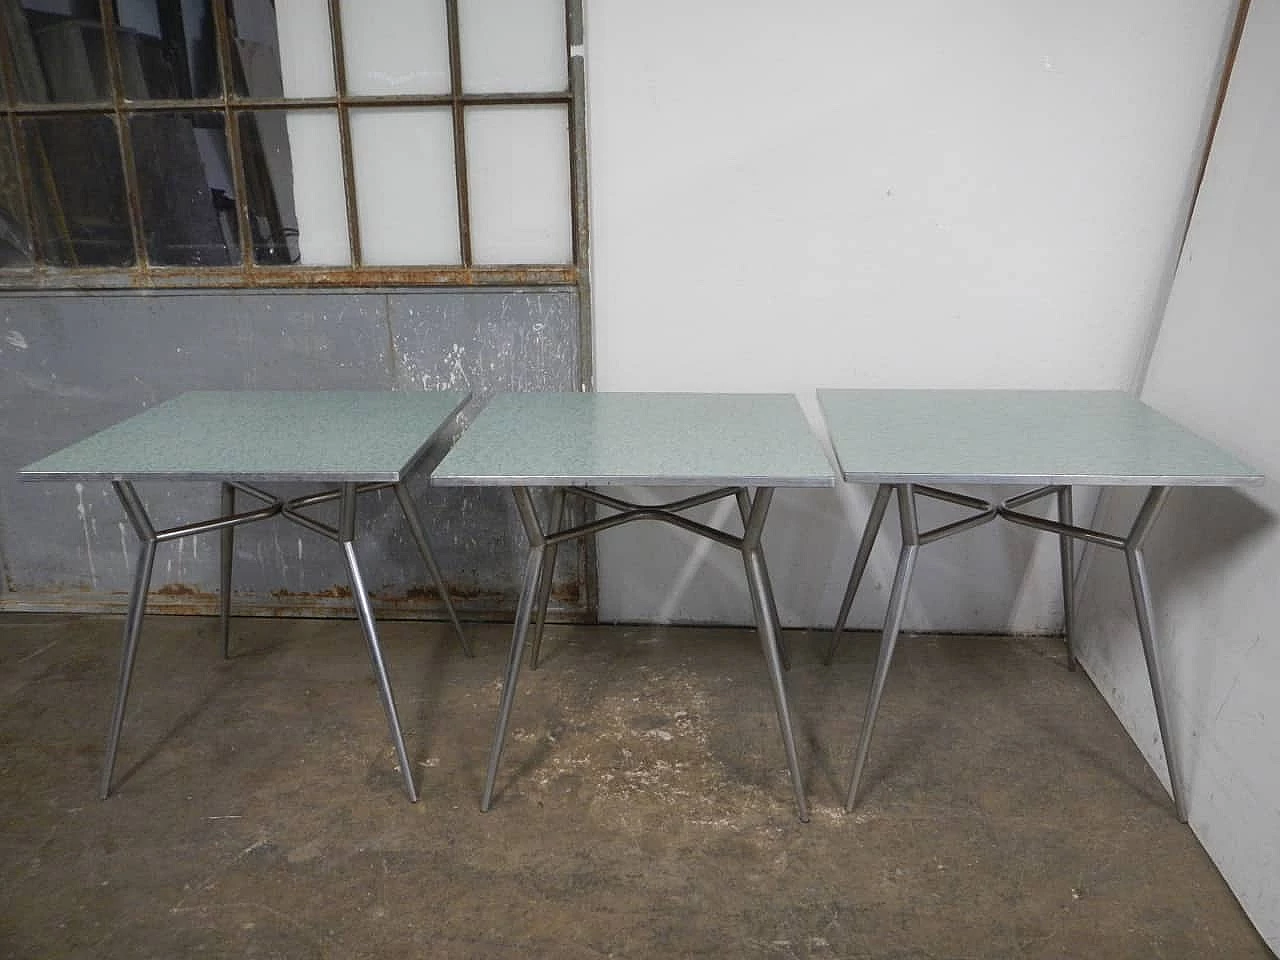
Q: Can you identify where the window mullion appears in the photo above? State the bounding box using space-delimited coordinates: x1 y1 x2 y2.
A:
0 7 44 267
328 0 362 268
567 0 593 393
211 0 252 270
446 0 472 267
96 0 148 271
566 0 589 273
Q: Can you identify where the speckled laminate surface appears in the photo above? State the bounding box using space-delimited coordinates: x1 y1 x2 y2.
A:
817 389 1262 486
433 392 836 487
19 390 471 483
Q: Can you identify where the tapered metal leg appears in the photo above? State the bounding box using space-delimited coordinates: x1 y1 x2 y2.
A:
827 483 893 665
1057 486 1076 671
739 487 807 821
220 482 235 659
100 538 157 799
1124 486 1185 822
339 486 417 803
529 487 566 670
393 483 472 658
101 481 159 799
847 484 920 811
482 487 547 811
743 546 809 821
736 488 789 671
846 543 918 810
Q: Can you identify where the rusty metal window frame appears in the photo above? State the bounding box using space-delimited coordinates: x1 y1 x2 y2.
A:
0 0 590 293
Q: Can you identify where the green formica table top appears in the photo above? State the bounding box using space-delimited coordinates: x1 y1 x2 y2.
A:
817 389 1262 487
433 392 836 487
20 390 471 484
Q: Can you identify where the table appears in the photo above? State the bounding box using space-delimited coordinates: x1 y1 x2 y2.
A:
20 390 472 802
817 389 1263 821
432 391 835 821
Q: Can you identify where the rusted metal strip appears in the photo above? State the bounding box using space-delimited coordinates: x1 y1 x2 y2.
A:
97 0 147 270
2 92 570 117
567 0 599 620
0 264 578 289
1183 0 1253 251
213 0 253 268
0 589 592 622
327 0 362 267
445 0 473 267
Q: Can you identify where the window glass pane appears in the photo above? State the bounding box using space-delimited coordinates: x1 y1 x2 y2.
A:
459 0 567 94
340 0 450 96
115 0 222 100
239 110 298 265
273 0 335 98
130 112 239 266
282 110 350 265
0 126 33 267
466 105 571 265
351 107 458 265
228 0 281 98
6 2 112 103
22 115 133 266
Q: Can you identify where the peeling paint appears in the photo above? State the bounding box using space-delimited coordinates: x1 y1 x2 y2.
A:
2 289 584 616
74 483 98 591
118 522 130 572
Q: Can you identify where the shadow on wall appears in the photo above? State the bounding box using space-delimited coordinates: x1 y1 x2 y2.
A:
610 480 1060 635
826 483 1058 637
1151 485 1277 584
1145 485 1276 793
596 484 851 628
1074 483 1276 786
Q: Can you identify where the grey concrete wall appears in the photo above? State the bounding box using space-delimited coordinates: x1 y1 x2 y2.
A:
0 288 584 620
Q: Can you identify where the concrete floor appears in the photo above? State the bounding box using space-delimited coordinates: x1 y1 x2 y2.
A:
0 612 1269 959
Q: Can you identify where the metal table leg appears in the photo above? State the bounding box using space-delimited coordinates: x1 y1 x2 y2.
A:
740 487 808 821
481 486 546 811
481 484 809 820
393 482 472 658
102 478 446 803
736 489 790 671
529 486 566 669
219 482 235 659
337 484 418 803
826 483 893 665
1057 486 1077 671
837 484 996 809
1001 484 1185 819
846 484 920 810
1124 486 1185 821
835 480 1188 820
101 481 159 799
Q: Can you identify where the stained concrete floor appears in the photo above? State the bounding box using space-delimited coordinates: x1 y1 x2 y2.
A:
0 612 1270 959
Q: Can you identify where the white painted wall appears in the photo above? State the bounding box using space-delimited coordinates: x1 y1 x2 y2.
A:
585 0 1238 628
1073 1 1280 948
